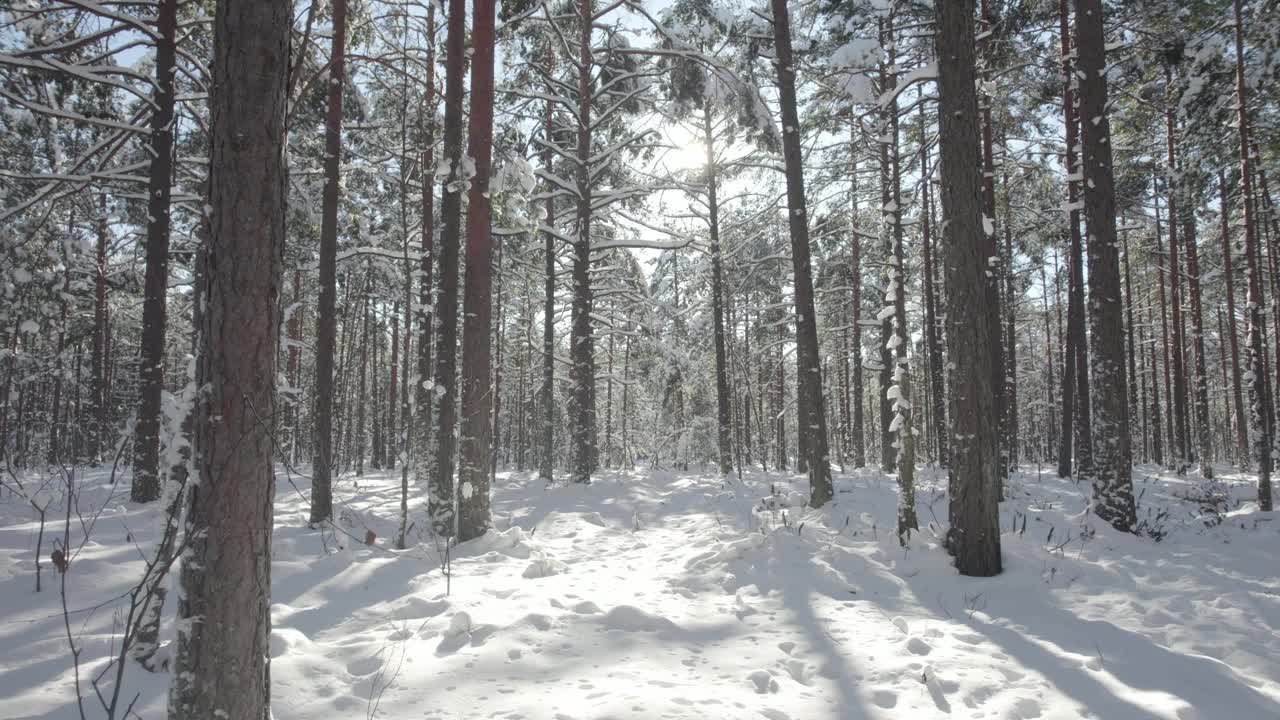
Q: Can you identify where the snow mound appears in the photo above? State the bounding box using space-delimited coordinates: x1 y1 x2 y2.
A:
269 627 311 658
600 605 679 632
521 552 567 578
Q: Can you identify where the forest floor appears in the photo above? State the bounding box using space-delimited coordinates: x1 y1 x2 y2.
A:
1 460 1278 719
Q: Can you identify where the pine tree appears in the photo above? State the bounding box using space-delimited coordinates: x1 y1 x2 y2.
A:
167 0 288 715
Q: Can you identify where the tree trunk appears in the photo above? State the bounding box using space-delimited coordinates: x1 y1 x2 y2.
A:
431 0 468 532
979 0 1006 487
355 279 369 475
388 302 399 468
935 0 1000 576
1058 0 1090 478
1076 0 1137 532
1183 196 1213 478
132 0 177 503
921 127 946 468
1148 304 1164 465
1122 223 1139 460
1164 91 1189 469
411 2 437 539
91 194 109 463
310 0 347 524
702 104 734 475
1003 163 1018 472
539 83 556 482
287 269 303 463
771 0 832 504
1220 170 1248 465
167 0 287 715
1232 0 1273 511
849 146 865 469
456 0 496 541
1041 261 1057 461
569 0 597 484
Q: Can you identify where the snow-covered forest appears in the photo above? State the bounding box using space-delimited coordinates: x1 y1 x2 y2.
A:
1 0 1279 718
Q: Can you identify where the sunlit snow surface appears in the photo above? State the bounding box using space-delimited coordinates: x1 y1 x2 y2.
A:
1 462 1278 719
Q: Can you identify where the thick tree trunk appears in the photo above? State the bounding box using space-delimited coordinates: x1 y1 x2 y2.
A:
132 0 177 503
569 0 597 484
936 0 1000 576
771 0 832 504
979 0 1007 486
1057 0 1090 478
456 0 497 541
1076 0 1137 531
167 1 287 715
1232 0 1273 510
310 0 347 524
431 0 468 532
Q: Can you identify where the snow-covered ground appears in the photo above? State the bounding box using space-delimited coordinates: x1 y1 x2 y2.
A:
2 461 1278 719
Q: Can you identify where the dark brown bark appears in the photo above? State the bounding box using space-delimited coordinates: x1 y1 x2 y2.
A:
1058 0 1090 478
431 0 467 530
1233 0 1273 510
569 0 597 483
979 0 1006 485
457 0 497 541
132 0 177 503
1076 0 1136 531
936 0 1000 576
167 0 287 715
771 0 832 505
310 0 347 524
